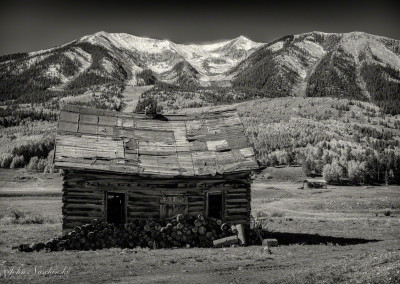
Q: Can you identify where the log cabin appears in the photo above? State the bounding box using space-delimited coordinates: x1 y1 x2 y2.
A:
54 105 259 234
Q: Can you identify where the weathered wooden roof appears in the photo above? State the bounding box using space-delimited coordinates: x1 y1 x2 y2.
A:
54 105 259 177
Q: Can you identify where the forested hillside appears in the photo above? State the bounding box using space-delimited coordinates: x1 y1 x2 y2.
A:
0 42 127 106
136 82 280 111
231 32 400 115
237 97 400 184
360 63 400 115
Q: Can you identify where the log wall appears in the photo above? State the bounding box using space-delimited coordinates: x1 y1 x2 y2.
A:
62 171 251 234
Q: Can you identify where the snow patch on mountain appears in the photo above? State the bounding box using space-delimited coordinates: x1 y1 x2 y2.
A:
295 40 326 58
188 41 228 52
44 64 67 82
64 47 92 70
279 54 307 79
268 41 284 52
101 58 117 75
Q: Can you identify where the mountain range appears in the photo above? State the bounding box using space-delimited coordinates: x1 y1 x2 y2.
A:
1 31 400 113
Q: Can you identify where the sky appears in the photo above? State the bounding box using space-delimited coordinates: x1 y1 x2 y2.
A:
0 0 399 55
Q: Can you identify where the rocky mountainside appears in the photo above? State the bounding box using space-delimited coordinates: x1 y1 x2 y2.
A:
0 32 262 103
1 31 400 113
232 31 400 114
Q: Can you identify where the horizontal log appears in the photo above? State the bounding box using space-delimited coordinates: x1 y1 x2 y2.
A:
64 173 250 183
128 197 160 202
64 190 104 195
225 207 251 214
64 187 105 193
62 210 103 217
188 208 204 213
226 188 249 192
63 216 97 222
213 236 238 247
64 203 104 209
127 201 160 207
226 193 248 198
64 180 248 188
225 205 249 211
225 198 250 203
187 196 204 201
127 206 160 212
187 211 203 216
63 222 86 229
63 196 103 202
62 198 104 205
127 212 160 217
188 201 204 206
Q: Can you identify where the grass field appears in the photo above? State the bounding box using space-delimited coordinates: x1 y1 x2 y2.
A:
0 168 399 283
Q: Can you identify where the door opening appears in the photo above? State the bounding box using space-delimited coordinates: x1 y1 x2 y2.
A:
106 192 126 224
207 192 223 220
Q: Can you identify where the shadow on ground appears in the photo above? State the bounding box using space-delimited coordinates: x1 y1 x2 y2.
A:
263 231 380 246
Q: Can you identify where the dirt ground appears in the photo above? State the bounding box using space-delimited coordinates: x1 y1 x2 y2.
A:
0 168 399 283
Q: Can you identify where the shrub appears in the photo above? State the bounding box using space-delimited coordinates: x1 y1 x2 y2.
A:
302 158 314 176
136 96 163 114
0 211 55 225
11 210 25 220
11 137 55 162
18 214 45 225
26 156 39 171
323 159 344 184
44 165 53 174
270 211 285 217
137 69 157 85
36 158 47 171
10 155 25 169
47 150 54 164
255 211 269 218
43 150 55 173
347 160 366 184
0 154 13 168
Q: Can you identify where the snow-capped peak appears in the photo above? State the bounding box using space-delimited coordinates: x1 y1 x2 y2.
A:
76 32 265 80
230 35 263 51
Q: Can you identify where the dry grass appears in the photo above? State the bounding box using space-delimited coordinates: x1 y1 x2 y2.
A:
0 209 60 225
255 210 285 218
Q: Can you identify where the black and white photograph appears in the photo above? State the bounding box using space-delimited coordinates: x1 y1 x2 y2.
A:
0 0 399 283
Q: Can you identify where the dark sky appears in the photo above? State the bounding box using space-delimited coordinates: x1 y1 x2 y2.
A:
0 0 399 55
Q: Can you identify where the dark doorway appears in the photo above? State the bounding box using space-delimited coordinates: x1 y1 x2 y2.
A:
207 192 223 220
107 192 126 224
